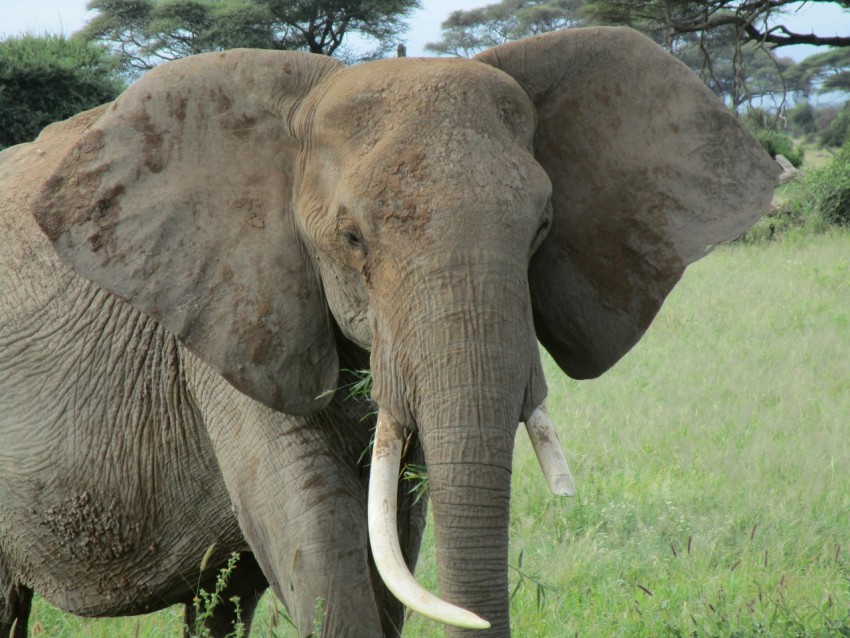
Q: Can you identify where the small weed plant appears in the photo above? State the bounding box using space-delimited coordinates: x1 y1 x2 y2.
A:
188 550 243 638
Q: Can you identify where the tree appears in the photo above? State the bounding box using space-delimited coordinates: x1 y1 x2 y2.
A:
0 34 124 150
425 0 582 56
582 0 850 109
583 0 850 50
673 25 796 108
82 0 419 75
786 47 850 96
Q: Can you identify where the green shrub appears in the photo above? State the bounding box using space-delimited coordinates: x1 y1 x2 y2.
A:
750 128 805 167
787 101 817 138
819 101 850 148
0 34 124 150
742 108 805 167
762 143 850 236
805 144 850 227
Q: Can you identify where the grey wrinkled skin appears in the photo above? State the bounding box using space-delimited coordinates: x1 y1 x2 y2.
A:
0 28 777 637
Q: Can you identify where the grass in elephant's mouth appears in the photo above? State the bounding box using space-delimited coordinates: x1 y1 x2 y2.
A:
30 231 850 635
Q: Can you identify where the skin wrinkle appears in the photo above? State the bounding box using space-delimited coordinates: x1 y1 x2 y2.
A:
1 272 245 614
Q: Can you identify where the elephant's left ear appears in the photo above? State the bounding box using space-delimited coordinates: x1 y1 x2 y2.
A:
32 50 343 415
476 28 779 379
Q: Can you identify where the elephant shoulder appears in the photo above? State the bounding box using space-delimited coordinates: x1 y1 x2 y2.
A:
0 106 110 327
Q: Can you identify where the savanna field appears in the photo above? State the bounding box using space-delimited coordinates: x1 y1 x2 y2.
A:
24 229 850 637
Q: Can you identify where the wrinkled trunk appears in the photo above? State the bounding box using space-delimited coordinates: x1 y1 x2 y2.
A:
419 392 518 636
371 260 545 636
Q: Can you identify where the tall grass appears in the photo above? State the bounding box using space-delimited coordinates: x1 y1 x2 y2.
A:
28 231 850 636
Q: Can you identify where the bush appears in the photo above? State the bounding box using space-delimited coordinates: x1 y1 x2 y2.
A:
764 142 850 235
750 128 805 167
787 102 817 138
743 108 805 168
819 101 850 148
0 34 124 150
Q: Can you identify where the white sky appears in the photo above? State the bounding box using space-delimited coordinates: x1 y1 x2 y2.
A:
0 0 848 60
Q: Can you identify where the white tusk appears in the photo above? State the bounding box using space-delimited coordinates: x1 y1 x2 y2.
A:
524 404 576 497
368 411 491 630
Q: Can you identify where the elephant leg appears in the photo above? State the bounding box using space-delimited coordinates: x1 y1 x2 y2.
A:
182 552 268 638
186 360 386 637
0 558 31 638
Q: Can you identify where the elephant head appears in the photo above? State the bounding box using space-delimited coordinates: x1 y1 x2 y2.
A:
31 28 777 635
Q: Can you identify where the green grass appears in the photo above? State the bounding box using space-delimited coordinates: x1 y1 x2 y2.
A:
27 231 850 637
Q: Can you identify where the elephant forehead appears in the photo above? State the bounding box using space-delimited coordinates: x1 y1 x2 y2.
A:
313 58 535 148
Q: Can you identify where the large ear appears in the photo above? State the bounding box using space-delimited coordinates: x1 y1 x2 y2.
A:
476 28 778 379
33 49 344 414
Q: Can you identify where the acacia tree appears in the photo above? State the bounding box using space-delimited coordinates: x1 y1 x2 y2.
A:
582 0 850 50
82 0 419 75
425 0 582 56
787 47 850 95
672 25 799 108
582 0 850 109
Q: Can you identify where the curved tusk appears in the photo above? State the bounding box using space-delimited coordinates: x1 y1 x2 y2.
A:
524 404 576 497
368 411 491 630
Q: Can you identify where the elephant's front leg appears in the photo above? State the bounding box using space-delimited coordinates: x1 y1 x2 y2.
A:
0 551 31 638
187 360 385 637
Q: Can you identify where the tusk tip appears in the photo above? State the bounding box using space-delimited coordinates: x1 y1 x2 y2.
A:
551 474 577 497
457 613 491 630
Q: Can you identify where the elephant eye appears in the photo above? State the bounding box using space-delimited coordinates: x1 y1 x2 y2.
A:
342 228 365 252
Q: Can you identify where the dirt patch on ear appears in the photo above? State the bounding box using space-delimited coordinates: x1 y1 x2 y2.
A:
34 127 109 242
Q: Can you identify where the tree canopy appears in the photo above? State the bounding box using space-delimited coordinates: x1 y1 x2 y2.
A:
427 0 849 109
82 0 420 74
582 0 850 50
0 34 124 149
787 47 850 95
425 0 581 56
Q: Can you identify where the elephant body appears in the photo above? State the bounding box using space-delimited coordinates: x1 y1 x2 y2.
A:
0 28 777 637
0 111 421 636
1 125 242 614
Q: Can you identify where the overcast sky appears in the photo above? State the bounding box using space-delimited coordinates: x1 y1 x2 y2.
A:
1 0 848 59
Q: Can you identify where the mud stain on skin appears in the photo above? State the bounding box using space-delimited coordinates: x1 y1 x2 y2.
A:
34 128 108 242
40 492 138 565
86 183 126 262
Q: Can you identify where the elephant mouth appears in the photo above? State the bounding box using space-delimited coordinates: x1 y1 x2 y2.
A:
366 403 574 629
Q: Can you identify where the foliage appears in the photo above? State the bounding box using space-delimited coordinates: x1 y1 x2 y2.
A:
819 101 850 148
786 46 850 97
787 101 817 138
674 28 796 109
742 108 804 166
583 0 850 50
188 551 243 638
752 128 804 166
425 0 581 56
583 0 850 111
786 143 850 227
82 0 419 74
401 463 429 505
0 34 123 150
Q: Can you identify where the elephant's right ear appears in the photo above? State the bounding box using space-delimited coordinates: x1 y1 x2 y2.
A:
477 28 779 379
32 50 343 415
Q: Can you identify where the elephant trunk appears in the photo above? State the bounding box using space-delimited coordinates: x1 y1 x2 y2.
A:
370 260 545 636
420 397 518 636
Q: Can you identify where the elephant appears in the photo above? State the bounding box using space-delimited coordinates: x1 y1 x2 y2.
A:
0 27 777 638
